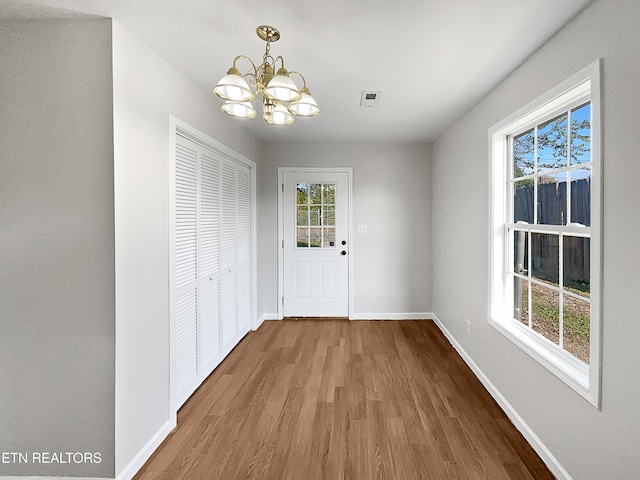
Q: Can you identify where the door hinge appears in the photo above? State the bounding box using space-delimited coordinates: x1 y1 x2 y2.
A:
282 296 284 305
282 183 284 192
282 240 284 249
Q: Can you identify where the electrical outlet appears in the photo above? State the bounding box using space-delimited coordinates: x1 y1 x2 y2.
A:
466 320 472 335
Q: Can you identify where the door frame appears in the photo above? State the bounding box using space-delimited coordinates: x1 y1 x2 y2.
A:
277 167 354 320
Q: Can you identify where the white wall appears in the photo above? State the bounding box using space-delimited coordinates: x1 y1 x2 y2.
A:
259 142 432 318
431 0 640 478
111 21 262 478
0 19 115 477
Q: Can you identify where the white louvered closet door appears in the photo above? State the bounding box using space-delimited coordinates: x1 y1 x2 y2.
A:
174 132 253 409
174 141 199 406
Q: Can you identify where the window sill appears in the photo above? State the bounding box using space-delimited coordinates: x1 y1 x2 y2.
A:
489 316 599 408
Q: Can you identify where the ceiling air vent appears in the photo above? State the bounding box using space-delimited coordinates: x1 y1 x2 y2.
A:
360 91 381 107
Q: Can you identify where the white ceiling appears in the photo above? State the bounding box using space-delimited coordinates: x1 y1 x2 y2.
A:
1 0 594 143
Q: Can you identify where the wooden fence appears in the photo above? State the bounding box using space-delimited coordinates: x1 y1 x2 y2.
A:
514 178 590 286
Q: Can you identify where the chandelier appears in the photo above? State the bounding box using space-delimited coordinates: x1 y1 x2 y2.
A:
213 25 320 126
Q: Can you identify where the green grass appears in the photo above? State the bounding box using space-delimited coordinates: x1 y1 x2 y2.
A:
530 301 590 341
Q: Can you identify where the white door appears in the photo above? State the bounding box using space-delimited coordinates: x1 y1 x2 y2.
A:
283 171 350 317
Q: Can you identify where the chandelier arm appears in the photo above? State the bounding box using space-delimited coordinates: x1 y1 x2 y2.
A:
275 55 286 70
232 55 258 78
288 71 307 90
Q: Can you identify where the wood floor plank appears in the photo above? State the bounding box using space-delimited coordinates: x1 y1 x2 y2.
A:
134 319 554 480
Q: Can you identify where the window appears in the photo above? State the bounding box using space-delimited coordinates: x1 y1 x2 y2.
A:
296 183 336 248
489 61 602 407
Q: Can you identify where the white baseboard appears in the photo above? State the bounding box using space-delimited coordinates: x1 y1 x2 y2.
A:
350 312 433 320
256 313 279 329
431 313 572 480
115 420 173 480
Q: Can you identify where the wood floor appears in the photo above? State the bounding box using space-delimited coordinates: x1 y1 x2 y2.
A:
134 319 553 480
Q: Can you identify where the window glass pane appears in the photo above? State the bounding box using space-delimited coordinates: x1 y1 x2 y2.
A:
513 277 529 327
563 236 590 296
531 233 559 286
563 294 590 363
309 228 322 247
323 207 335 226
297 183 308 205
323 184 335 205
537 173 567 225
570 103 591 166
513 129 534 177
570 167 591 227
310 184 322 204
323 228 336 248
297 227 309 247
513 229 528 275
309 206 321 226
531 284 560 345
513 180 534 223
297 206 308 226
537 113 568 173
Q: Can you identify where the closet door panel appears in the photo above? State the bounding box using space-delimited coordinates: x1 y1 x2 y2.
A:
236 164 251 332
174 141 198 405
198 152 221 372
237 262 251 332
199 277 220 371
221 270 237 348
221 161 237 270
200 153 220 277
175 290 197 404
237 165 251 264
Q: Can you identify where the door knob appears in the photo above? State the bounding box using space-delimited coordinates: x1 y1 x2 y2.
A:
341 250 347 256
341 240 347 245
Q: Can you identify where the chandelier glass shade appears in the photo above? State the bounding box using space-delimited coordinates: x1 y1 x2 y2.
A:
213 25 320 125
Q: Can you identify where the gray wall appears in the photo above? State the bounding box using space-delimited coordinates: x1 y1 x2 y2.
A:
112 20 262 476
259 142 432 318
0 19 115 477
431 0 640 478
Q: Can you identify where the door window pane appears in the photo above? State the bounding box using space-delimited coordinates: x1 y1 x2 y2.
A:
297 183 308 204
323 228 336 248
297 206 308 226
323 207 335 226
297 227 309 247
310 206 321 226
310 184 322 204
309 228 322 247
323 184 335 205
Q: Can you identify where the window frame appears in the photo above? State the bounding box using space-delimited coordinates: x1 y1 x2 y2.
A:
489 60 602 408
